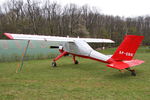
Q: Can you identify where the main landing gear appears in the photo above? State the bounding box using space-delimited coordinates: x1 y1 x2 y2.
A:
74 60 79 64
51 52 79 67
126 68 136 76
73 55 79 65
51 60 79 67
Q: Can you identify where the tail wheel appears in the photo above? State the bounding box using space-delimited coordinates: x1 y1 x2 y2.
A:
131 70 136 76
125 68 136 76
74 60 79 64
52 62 57 67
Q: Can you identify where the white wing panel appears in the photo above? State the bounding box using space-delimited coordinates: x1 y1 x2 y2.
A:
4 33 114 43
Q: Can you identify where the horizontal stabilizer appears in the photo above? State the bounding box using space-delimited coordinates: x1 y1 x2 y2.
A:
107 59 144 69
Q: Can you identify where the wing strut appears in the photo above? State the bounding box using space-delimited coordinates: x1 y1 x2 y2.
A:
16 40 30 73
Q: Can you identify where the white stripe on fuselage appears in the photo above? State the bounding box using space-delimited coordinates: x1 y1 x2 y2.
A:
89 50 110 61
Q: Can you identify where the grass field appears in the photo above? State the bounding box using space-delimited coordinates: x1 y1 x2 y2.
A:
0 48 150 100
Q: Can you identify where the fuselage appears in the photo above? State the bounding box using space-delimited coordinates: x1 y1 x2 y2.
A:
63 40 111 63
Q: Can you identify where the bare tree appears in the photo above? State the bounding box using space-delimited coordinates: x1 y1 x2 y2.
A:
0 0 150 45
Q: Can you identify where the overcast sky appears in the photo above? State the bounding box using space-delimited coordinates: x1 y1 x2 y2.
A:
0 0 150 17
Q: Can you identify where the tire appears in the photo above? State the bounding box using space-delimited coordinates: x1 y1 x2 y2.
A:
131 70 136 76
75 60 79 64
52 62 57 67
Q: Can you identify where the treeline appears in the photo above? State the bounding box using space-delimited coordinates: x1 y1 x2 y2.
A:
0 0 150 45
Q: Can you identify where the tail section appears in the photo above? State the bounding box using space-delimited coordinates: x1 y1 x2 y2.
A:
111 35 144 61
106 35 144 70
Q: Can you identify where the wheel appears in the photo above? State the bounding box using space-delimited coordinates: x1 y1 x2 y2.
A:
74 60 79 64
52 62 57 67
131 70 136 76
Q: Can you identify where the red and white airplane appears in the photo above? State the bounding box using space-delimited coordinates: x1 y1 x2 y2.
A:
4 33 144 76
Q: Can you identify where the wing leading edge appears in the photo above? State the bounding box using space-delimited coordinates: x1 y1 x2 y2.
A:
3 33 114 43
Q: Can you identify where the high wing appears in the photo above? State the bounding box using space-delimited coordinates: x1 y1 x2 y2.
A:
3 33 114 43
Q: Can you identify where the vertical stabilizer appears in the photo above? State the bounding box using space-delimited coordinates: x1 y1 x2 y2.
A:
111 35 144 61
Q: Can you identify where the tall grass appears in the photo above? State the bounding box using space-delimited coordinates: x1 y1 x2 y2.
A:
0 51 149 100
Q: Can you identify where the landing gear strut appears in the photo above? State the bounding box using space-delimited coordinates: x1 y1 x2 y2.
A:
73 55 79 64
51 51 68 67
126 68 136 76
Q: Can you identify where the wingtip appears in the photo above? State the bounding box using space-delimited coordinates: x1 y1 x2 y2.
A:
111 40 115 43
3 33 14 39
